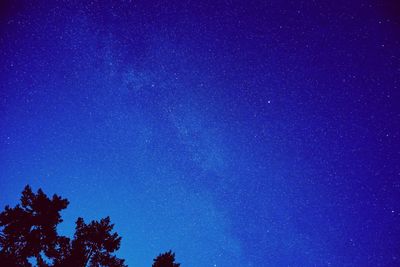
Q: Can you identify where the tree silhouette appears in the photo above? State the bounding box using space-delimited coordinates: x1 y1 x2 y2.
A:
152 250 180 267
0 185 69 267
0 185 180 267
0 185 126 267
60 217 125 267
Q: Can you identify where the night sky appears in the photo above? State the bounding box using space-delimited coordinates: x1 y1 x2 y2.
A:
1 1 399 266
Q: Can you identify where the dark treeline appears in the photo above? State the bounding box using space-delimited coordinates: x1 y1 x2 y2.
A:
0 185 180 267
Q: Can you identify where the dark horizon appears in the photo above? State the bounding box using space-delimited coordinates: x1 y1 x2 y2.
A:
1 1 399 266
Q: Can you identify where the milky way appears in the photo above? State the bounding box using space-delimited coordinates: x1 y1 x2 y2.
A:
1 1 399 266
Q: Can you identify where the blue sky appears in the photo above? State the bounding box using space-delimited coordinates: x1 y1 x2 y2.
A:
1 1 399 266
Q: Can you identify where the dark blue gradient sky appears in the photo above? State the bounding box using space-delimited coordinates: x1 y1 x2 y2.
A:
1 1 399 266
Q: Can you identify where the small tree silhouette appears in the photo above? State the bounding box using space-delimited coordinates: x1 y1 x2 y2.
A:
152 250 180 267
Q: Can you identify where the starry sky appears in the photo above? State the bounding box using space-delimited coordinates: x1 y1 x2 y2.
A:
0 1 399 266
